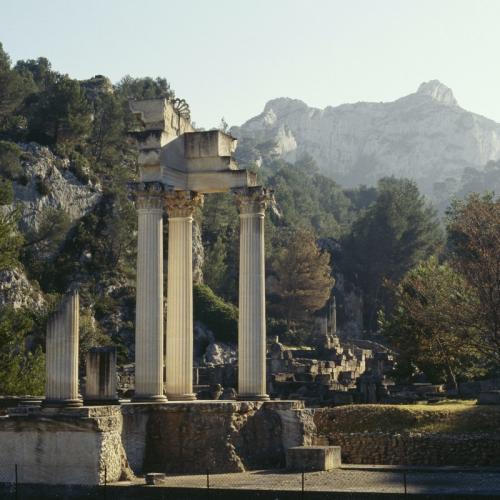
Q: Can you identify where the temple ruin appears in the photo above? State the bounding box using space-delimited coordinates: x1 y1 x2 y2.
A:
129 97 273 401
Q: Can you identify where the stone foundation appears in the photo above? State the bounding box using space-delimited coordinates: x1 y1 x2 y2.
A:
0 400 315 485
0 406 132 485
122 400 313 474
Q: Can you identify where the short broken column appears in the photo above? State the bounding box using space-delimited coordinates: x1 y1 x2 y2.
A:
44 290 82 407
84 346 119 405
235 187 272 401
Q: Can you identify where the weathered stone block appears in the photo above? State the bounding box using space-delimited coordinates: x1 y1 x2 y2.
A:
145 472 166 485
286 446 341 471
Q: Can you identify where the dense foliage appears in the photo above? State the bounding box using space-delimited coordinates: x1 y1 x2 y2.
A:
0 40 498 393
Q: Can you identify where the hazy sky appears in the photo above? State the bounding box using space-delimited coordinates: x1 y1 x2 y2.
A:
2 0 500 128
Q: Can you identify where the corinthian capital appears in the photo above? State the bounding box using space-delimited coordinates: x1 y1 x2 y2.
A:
164 190 204 218
234 186 274 216
132 182 165 210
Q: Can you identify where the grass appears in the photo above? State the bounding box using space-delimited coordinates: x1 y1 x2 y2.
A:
314 401 500 434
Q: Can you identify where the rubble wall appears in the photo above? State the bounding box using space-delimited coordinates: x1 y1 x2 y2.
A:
320 432 500 466
315 405 500 466
121 401 315 474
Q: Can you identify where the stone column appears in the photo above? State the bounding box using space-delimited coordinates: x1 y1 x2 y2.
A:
133 182 167 402
44 290 82 407
84 346 119 405
236 187 272 401
164 190 203 400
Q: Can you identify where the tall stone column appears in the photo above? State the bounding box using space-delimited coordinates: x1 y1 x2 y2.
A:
164 190 203 400
236 187 272 401
44 290 82 407
133 182 167 402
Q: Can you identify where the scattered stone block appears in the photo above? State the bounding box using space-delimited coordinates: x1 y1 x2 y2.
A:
145 472 166 485
286 445 341 471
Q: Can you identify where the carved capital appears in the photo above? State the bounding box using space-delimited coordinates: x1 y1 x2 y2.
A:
132 182 165 210
164 190 204 218
234 186 273 216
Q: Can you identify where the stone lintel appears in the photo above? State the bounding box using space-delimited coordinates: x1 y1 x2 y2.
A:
184 130 237 162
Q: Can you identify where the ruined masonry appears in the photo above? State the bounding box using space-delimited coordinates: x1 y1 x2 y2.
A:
0 99 324 486
130 98 272 401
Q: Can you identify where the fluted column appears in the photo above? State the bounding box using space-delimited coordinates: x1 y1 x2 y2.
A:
236 187 272 401
164 190 203 400
44 290 82 407
133 182 167 402
84 346 119 405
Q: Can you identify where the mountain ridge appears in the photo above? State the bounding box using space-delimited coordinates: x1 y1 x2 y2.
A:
232 81 500 198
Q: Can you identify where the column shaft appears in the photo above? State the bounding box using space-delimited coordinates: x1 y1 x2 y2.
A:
236 187 272 401
164 191 202 400
134 183 166 402
44 290 82 407
85 346 119 405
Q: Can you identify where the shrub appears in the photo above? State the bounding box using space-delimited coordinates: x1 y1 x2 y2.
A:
0 140 23 180
193 284 238 343
36 177 51 196
69 151 92 184
0 179 14 205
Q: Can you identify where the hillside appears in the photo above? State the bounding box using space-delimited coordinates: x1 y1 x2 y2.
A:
232 80 500 200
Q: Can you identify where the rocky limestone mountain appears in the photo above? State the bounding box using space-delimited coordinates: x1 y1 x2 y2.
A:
232 80 500 197
7 143 102 233
0 268 45 311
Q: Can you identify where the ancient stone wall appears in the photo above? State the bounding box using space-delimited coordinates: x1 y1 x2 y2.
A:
121 401 315 474
314 405 500 466
321 432 500 466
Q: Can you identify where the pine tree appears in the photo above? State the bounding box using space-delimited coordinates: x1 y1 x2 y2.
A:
269 227 334 329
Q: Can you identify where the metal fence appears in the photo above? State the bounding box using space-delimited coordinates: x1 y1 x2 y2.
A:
2 464 500 499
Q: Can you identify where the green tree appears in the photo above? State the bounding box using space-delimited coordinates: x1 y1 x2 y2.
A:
0 306 45 395
269 227 334 330
447 193 500 361
115 75 175 100
380 257 484 388
193 284 238 343
0 42 28 126
203 234 228 295
26 75 92 150
0 210 23 271
87 93 127 170
14 57 57 92
343 177 442 331
0 140 23 179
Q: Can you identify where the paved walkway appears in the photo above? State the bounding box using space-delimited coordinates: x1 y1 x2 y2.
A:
115 468 500 495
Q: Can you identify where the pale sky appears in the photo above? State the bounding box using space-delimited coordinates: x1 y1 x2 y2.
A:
2 0 500 128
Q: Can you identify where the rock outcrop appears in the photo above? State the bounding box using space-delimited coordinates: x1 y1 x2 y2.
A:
9 143 102 233
0 268 45 311
232 81 500 197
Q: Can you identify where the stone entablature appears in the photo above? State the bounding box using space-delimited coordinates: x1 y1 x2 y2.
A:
130 98 274 402
130 99 256 193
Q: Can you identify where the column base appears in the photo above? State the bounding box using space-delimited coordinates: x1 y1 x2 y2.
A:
131 394 168 403
166 393 197 401
42 398 83 408
237 394 270 401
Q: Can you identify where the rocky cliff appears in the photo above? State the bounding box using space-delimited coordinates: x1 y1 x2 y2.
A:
232 80 500 197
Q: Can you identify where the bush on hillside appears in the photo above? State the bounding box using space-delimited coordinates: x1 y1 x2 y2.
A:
193 283 238 343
